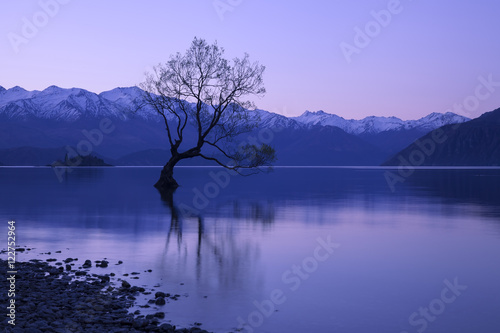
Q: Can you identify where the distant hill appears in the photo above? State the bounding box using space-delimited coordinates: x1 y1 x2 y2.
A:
359 128 434 158
269 125 384 165
0 147 70 166
115 149 170 166
114 126 385 166
383 108 500 166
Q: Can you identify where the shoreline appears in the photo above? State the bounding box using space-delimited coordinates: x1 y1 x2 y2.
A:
1 257 212 333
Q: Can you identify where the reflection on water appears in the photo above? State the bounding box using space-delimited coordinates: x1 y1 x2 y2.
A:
1 167 500 332
161 195 264 294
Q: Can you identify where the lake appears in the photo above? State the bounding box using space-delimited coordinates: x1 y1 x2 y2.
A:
1 166 500 333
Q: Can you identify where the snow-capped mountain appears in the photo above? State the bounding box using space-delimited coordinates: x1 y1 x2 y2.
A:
294 110 470 135
0 85 302 128
0 85 469 134
0 85 157 121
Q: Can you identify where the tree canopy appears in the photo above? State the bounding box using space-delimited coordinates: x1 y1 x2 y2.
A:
140 37 276 191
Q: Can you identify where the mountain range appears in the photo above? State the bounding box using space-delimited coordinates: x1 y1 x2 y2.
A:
383 107 500 166
0 85 482 166
293 110 468 135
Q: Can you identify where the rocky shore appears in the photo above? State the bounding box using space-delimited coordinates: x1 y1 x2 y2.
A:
1 257 212 333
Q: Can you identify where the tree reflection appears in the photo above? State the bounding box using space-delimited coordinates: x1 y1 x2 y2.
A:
158 190 274 292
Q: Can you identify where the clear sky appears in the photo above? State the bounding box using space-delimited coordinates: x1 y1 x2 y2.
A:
1 0 499 119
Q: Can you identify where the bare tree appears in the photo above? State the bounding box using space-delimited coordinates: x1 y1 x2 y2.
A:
141 37 276 192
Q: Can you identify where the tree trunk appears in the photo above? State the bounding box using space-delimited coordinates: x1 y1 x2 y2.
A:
155 155 180 191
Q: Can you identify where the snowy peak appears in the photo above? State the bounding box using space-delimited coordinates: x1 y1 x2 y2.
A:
0 86 39 104
294 110 470 135
300 110 344 121
253 109 302 129
99 86 144 102
9 86 28 93
303 110 328 116
99 87 158 120
42 85 65 94
411 112 468 129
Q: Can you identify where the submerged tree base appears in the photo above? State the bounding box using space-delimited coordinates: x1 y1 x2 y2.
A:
154 178 179 192
155 162 179 192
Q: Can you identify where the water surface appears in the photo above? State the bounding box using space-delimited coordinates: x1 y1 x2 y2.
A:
1 167 499 332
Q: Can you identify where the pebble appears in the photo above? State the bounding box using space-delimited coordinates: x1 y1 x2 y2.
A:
155 297 166 305
0 259 212 333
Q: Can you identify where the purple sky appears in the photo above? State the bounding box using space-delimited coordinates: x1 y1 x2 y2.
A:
1 0 499 119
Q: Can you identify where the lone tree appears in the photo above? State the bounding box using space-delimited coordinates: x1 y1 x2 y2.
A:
141 38 276 192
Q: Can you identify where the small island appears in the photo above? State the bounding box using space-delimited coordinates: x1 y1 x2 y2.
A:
50 154 112 167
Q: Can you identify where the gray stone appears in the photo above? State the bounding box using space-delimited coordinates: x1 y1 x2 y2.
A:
155 297 166 305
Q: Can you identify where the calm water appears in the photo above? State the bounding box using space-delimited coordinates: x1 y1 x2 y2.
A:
1 167 500 332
